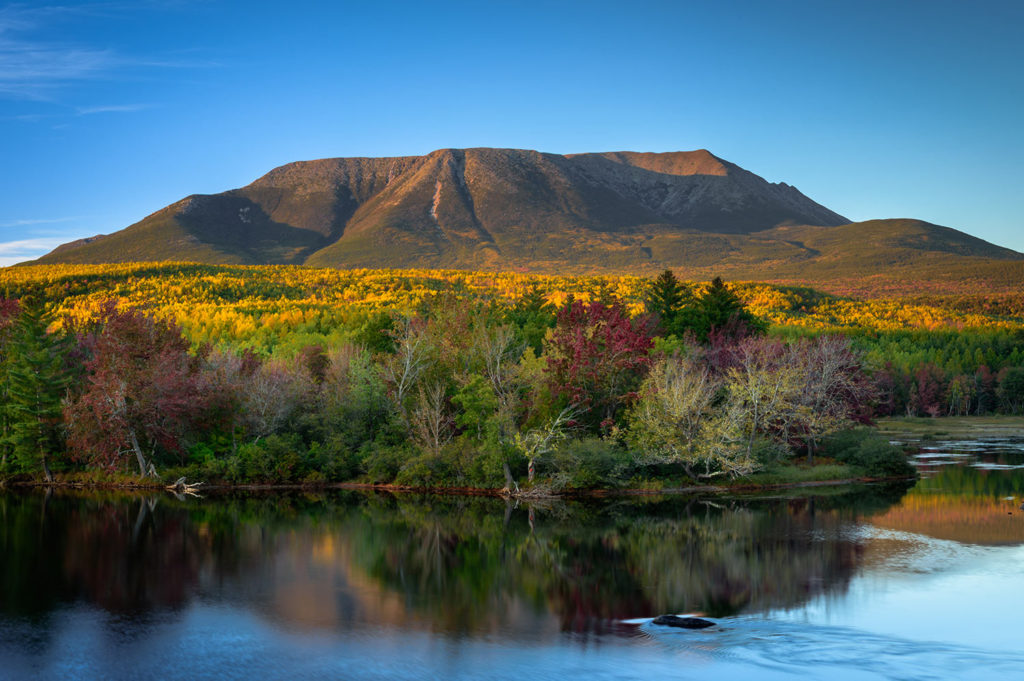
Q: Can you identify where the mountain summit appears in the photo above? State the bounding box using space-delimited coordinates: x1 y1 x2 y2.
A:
38 148 848 268
35 148 1022 290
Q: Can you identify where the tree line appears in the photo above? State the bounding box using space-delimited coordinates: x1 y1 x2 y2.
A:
0 271 974 488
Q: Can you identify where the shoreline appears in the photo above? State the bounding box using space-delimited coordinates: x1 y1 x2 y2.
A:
876 415 1024 439
0 474 916 498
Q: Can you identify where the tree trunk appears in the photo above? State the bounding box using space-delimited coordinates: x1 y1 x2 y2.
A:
806 435 817 465
129 428 149 477
132 496 149 543
40 449 53 483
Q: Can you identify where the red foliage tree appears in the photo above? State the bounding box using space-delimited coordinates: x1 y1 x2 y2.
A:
64 303 209 476
909 364 946 417
871 362 903 417
544 299 654 432
0 298 19 327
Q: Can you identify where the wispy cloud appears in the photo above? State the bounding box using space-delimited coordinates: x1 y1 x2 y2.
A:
0 216 83 228
0 237 68 266
0 42 114 99
76 103 151 115
0 4 214 102
0 5 114 98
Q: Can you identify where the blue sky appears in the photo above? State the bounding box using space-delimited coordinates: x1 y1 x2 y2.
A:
1 0 1022 266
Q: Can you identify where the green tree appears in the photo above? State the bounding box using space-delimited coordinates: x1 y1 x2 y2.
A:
1 298 73 481
644 269 696 337
505 285 556 355
997 367 1024 414
689 277 767 342
0 298 20 471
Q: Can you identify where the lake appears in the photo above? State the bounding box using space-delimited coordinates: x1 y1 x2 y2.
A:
2 437 1023 680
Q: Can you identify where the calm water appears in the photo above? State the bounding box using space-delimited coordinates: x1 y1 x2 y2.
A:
2 439 1024 680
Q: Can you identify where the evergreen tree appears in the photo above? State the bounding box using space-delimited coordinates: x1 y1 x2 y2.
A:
0 298 20 471
2 298 72 481
690 277 767 342
505 284 555 354
644 269 695 336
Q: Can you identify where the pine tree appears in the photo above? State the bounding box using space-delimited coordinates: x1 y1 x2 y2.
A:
0 298 20 471
644 269 693 336
690 277 767 342
2 298 72 482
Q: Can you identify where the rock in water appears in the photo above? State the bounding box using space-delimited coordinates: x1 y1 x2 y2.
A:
651 615 716 629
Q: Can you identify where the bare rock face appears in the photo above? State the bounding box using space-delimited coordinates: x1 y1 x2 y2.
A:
38 147 1022 284
651 614 717 629
36 148 849 269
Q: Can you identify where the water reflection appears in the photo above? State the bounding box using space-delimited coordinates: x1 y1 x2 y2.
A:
0 485 911 638
876 438 1024 545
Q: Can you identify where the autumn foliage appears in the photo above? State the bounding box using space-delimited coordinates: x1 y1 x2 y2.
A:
64 303 212 475
1 262 1020 487
544 299 654 433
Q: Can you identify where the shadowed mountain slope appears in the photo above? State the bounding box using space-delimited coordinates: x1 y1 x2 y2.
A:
34 148 1023 293
38 148 847 266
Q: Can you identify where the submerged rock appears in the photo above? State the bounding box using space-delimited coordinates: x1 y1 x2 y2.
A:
651 615 716 629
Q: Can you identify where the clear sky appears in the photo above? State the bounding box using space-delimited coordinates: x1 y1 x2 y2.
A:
1 0 1022 266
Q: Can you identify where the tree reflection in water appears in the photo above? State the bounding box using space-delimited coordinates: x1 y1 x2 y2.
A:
0 484 912 639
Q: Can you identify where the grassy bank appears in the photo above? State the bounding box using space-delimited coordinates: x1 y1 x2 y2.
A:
1 458 916 498
876 415 1024 440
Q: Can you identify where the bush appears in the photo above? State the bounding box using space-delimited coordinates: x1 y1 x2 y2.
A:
549 437 632 490
302 436 362 482
821 428 916 478
751 437 791 466
361 442 413 484
394 451 454 487
227 434 305 483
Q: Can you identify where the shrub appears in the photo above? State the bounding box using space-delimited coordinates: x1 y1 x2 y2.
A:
394 451 454 487
228 433 305 482
361 442 413 484
302 436 362 482
549 437 632 490
821 428 916 478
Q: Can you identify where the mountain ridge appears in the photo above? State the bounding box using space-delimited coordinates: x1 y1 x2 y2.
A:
32 147 1022 293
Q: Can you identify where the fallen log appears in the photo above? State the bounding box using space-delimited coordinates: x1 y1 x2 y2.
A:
165 477 205 497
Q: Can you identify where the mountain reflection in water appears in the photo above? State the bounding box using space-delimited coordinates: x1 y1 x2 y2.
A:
0 485 909 637
4 440 1024 681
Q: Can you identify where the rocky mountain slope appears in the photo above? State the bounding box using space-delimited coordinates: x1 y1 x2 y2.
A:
35 148 1022 292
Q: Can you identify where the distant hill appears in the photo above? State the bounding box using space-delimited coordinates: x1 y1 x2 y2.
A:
34 148 1023 293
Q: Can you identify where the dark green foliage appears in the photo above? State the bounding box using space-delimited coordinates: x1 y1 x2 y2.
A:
643 273 767 343
394 451 455 487
302 436 363 482
549 437 632 489
452 376 500 440
315 346 393 450
362 442 415 484
646 270 686 321
352 311 396 353
394 437 515 489
750 438 792 466
505 285 556 354
0 298 73 481
997 367 1024 414
229 434 305 483
821 428 916 478
689 277 768 342
645 269 696 336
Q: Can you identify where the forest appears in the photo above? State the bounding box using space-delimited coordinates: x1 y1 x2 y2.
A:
2 263 1023 490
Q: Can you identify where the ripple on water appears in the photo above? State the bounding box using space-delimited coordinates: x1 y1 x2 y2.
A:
636 616 1024 681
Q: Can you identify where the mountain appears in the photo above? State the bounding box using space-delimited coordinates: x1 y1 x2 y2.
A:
34 148 1023 293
